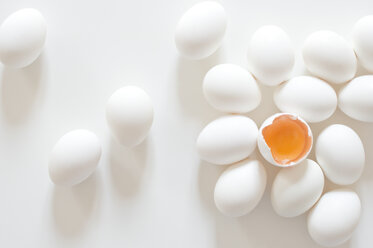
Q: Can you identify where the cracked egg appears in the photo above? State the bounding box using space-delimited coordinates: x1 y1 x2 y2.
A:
258 113 313 167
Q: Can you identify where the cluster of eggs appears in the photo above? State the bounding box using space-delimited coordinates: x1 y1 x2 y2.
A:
0 10 154 185
1 2 372 248
174 1 373 247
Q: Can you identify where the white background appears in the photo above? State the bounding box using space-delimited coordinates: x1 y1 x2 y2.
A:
0 0 372 247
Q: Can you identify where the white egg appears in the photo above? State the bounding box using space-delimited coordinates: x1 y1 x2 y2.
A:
274 76 337 123
0 8 46 68
197 115 258 165
353 15 373 72
308 189 361 247
339 75 373 122
106 86 153 147
214 159 267 217
49 130 102 186
258 113 313 167
316 124 365 185
247 25 295 86
302 30 357 84
175 1 226 60
271 159 324 218
203 64 261 113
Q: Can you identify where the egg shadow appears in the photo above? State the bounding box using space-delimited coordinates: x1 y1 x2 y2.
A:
234 204 352 248
51 173 99 237
211 174 353 248
198 151 354 248
175 49 225 123
248 83 278 125
205 156 312 248
301 59 373 182
341 63 373 181
355 62 371 77
108 136 150 197
197 160 226 212
0 53 47 124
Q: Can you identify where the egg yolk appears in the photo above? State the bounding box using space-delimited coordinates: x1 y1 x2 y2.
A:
262 114 312 165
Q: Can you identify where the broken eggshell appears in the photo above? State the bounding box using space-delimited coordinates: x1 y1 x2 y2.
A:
258 113 313 167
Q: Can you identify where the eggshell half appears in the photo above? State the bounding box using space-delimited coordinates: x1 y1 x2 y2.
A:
258 113 313 167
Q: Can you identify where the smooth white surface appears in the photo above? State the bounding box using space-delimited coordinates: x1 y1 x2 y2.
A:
0 0 372 247
247 25 295 86
308 189 361 247
316 124 365 185
339 75 373 122
106 86 153 147
203 63 261 113
175 1 226 60
274 76 337 123
271 159 324 218
49 129 102 186
214 159 267 217
197 115 258 165
0 8 46 68
302 30 357 84
353 15 373 72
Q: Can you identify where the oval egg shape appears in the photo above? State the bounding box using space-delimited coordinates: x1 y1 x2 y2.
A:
0 8 47 68
353 15 373 72
49 129 102 186
258 113 313 167
302 30 357 84
203 63 261 113
247 25 295 86
106 86 153 147
316 124 365 185
339 75 373 122
197 115 258 165
271 159 324 218
214 159 267 217
274 76 337 123
175 1 226 60
307 189 361 247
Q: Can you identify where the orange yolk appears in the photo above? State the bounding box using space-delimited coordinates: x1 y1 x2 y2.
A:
262 114 312 165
